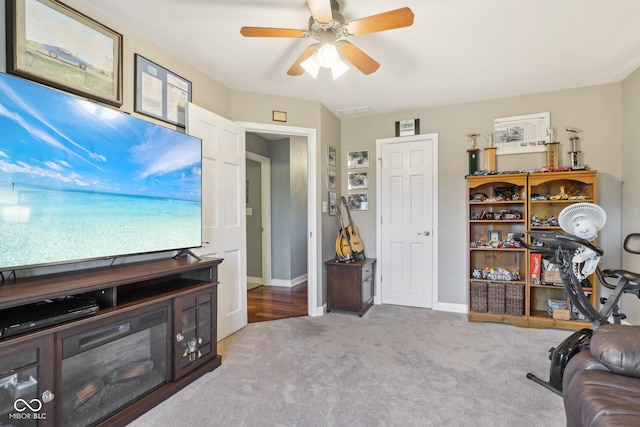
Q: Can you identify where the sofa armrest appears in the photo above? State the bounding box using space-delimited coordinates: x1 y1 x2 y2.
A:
563 350 609 393
591 324 640 378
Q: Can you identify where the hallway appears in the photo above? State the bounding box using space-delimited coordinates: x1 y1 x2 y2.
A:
247 282 308 323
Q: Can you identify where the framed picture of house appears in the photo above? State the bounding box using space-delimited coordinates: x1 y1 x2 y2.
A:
6 0 123 106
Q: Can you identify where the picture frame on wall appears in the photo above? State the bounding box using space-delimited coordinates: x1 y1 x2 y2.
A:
6 0 123 106
328 146 336 167
328 191 337 216
347 193 368 211
328 169 336 189
135 54 192 127
347 172 368 190
347 150 369 168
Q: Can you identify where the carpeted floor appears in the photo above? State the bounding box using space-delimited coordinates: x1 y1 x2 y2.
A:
128 305 572 427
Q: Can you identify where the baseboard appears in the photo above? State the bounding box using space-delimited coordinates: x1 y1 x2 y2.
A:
435 302 467 314
247 276 263 285
270 274 307 288
372 299 467 314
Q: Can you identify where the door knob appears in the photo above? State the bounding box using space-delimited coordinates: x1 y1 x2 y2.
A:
417 231 430 236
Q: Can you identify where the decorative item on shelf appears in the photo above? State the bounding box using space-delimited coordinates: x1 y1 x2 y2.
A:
484 144 497 171
545 127 560 169
566 127 589 170
467 133 480 175
469 192 488 202
494 186 519 201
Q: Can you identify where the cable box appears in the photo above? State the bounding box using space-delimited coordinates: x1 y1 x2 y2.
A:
0 296 99 339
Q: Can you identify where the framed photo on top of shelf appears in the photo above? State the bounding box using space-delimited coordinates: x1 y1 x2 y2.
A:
488 230 502 242
6 0 123 106
135 54 192 127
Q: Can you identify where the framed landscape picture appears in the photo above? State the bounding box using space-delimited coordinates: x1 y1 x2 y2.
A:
347 172 368 190
6 0 123 106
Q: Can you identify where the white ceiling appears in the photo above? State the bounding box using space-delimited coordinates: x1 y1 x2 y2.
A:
79 0 640 118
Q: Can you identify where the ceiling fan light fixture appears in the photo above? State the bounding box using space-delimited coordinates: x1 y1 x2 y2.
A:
301 54 320 78
317 43 340 68
330 57 349 79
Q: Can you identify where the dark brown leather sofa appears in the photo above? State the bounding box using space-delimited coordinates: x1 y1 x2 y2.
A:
563 324 640 426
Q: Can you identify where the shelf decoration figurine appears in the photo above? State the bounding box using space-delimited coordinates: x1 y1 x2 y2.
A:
566 127 588 170
545 127 560 169
484 132 497 171
467 133 480 175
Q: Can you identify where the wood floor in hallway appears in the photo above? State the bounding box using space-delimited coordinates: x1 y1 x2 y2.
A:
247 282 308 323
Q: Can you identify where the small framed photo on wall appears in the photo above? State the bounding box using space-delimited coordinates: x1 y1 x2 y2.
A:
347 150 369 168
328 146 336 167
328 191 337 216
328 169 336 188
347 172 368 190
347 193 368 211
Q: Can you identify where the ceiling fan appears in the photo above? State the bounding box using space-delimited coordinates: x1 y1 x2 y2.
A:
240 0 414 78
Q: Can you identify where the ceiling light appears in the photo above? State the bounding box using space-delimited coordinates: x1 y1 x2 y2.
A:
330 58 349 79
317 44 339 68
301 55 320 78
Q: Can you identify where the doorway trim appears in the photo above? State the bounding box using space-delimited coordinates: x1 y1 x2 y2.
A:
375 134 439 309
246 151 272 287
237 121 320 317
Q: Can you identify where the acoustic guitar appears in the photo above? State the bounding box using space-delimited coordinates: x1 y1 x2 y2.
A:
340 196 365 254
334 205 352 259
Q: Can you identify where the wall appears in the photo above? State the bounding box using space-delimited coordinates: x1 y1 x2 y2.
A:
341 84 623 309
269 137 308 284
246 158 262 279
621 66 640 324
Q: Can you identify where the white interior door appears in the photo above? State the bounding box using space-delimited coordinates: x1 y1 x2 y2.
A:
187 103 247 340
377 134 438 308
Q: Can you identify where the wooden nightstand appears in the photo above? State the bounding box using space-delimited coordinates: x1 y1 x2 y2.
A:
325 258 376 316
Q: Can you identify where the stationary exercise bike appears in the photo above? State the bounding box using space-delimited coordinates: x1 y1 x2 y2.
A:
516 203 640 396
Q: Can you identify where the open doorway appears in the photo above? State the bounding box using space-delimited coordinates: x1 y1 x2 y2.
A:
246 144 308 323
238 122 319 319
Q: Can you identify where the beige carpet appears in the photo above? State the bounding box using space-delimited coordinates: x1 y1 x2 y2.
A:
128 305 571 427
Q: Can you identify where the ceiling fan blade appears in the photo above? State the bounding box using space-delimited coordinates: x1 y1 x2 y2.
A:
240 27 306 38
343 7 415 36
338 42 380 75
307 0 333 24
287 46 318 76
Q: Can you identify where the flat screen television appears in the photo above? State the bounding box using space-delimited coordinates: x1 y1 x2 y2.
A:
0 72 202 271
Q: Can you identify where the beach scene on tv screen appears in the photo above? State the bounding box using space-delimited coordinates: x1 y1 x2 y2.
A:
0 73 202 270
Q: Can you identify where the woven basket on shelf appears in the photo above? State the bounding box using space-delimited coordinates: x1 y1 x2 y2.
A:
505 282 525 316
470 281 488 313
488 282 506 314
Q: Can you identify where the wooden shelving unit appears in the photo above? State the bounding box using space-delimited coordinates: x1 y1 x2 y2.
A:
466 170 598 330
467 173 528 328
527 170 598 330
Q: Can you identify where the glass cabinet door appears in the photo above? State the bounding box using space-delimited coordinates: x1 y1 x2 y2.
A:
0 336 54 427
173 286 217 379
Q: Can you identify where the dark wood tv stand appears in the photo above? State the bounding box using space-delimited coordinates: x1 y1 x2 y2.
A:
0 256 223 426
